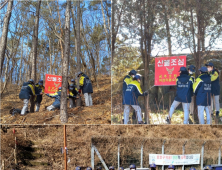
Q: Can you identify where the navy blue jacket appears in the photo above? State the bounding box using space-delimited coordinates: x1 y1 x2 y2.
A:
79 74 93 93
35 83 45 103
189 73 195 97
47 90 61 108
123 80 145 105
19 82 35 100
210 69 220 95
122 75 133 96
174 74 193 103
193 73 211 106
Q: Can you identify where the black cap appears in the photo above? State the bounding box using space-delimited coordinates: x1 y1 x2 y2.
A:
188 65 195 72
179 67 187 72
205 62 214 67
199 66 208 72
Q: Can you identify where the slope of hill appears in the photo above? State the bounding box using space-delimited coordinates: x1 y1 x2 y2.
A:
0 75 111 124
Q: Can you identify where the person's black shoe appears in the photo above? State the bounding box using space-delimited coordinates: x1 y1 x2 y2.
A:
166 117 170 124
216 111 220 118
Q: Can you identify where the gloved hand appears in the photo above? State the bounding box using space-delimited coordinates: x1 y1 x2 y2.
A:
144 91 148 96
78 89 81 93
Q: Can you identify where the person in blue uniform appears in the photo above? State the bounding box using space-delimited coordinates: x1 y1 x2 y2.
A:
204 165 212 170
46 87 62 111
35 79 44 112
19 79 36 115
122 70 137 122
188 65 196 115
166 67 193 124
189 168 196 170
96 167 102 170
76 166 81 170
77 72 93 106
109 166 115 170
123 75 148 124
130 164 136 170
68 84 78 108
150 164 156 170
193 66 212 124
122 70 137 100
168 165 175 170
205 62 220 118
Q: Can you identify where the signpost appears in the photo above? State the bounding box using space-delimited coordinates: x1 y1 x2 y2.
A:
155 56 187 86
149 154 200 165
45 74 62 94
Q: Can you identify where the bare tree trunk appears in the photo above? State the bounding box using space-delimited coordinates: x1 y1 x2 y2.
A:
76 0 82 107
77 0 81 79
31 0 41 83
2 55 10 92
30 0 41 113
53 44 56 75
60 0 70 123
49 38 52 74
0 0 13 77
163 4 172 56
71 7 86 71
19 36 23 85
101 0 111 51
56 0 64 62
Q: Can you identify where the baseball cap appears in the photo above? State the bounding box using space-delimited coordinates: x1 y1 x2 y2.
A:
199 66 208 72
76 166 81 170
38 79 43 86
188 65 195 72
204 165 212 170
189 168 196 170
129 70 137 75
179 67 187 72
130 164 136 169
150 164 156 168
205 62 214 67
135 75 141 80
168 165 175 169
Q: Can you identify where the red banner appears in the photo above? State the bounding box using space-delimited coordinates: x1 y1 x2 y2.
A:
45 74 62 94
155 56 187 86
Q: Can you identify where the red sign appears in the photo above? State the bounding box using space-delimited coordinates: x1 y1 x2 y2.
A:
45 74 62 94
155 56 187 86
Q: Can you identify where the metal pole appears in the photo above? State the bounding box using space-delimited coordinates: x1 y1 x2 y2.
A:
91 143 94 169
201 142 206 170
182 141 187 170
141 143 144 168
219 143 221 165
162 140 166 170
64 125 67 170
118 140 120 170
94 145 109 170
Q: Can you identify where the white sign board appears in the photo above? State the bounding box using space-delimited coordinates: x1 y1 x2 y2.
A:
149 154 200 165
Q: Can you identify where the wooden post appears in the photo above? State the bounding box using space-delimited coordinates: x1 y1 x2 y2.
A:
2 160 5 170
25 131 27 140
14 149 17 165
64 125 67 170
